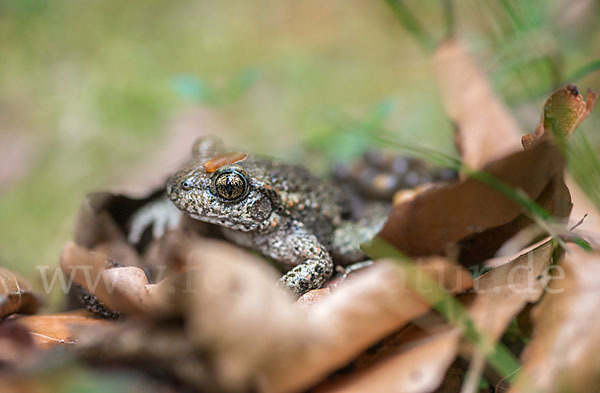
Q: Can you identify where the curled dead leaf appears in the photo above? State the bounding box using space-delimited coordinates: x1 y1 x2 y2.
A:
463 239 555 341
509 245 600 393
0 268 41 318
379 140 569 265
433 39 523 169
60 242 153 315
432 46 598 267
522 85 598 149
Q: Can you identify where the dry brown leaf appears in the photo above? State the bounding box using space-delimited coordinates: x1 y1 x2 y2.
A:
432 47 598 267
463 239 555 341
171 257 301 392
75 244 471 393
260 258 473 393
77 239 300 393
508 245 600 393
0 268 41 318
315 328 462 393
142 225 221 275
433 40 523 169
60 242 154 315
379 140 567 264
64 224 283 318
522 85 598 149
459 167 571 265
15 310 109 349
310 240 555 393
458 239 555 391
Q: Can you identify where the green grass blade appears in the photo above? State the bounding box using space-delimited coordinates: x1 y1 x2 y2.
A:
383 0 436 53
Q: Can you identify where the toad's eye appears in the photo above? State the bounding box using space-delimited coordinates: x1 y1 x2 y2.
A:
212 170 249 201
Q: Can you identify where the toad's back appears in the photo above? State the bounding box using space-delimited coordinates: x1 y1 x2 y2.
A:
241 156 349 247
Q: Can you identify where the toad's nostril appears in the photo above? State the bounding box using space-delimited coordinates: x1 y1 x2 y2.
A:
181 178 194 191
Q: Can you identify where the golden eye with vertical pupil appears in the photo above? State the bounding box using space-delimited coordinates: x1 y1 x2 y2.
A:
212 169 249 201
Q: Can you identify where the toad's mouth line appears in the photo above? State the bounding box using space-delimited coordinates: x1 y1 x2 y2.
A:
186 212 263 232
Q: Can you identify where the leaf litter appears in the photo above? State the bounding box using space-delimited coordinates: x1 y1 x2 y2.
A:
0 41 598 393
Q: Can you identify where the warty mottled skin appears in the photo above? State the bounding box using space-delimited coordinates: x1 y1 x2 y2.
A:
165 137 387 295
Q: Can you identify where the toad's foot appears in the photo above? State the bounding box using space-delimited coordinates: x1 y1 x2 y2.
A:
128 195 183 244
277 258 333 295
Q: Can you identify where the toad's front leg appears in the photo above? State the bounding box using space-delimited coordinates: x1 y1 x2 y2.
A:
255 220 334 296
278 256 333 296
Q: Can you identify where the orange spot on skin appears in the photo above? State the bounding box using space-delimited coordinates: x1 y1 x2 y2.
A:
203 152 248 172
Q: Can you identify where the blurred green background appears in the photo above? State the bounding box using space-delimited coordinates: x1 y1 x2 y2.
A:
0 0 599 297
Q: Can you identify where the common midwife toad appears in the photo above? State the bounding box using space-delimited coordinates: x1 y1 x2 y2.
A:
162 137 388 295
